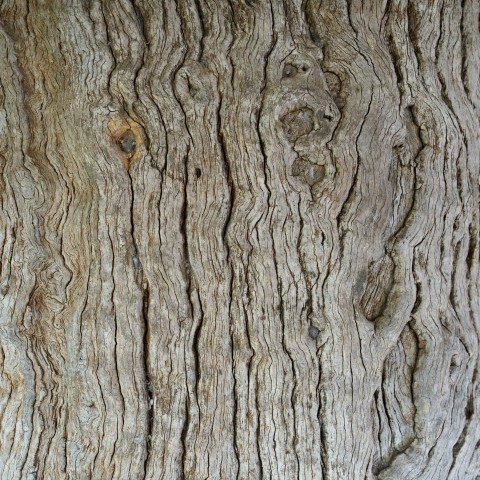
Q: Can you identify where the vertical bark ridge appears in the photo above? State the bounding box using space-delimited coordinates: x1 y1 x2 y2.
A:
173 1 238 475
305 1 408 477
116 2 193 478
375 1 480 478
221 2 276 477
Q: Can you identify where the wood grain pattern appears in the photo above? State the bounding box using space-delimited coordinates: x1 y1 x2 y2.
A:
0 0 478 479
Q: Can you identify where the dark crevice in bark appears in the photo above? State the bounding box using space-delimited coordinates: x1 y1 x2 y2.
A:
242 271 261 475
459 0 472 102
141 278 152 479
229 280 240 480
102 6 154 466
257 63 273 212
191 292 203 397
179 394 190 480
303 2 323 48
384 6 406 102
259 2 276 97
406 1 422 71
434 1 446 68
126 8 147 109
318 387 328 480
448 371 477 479
345 0 359 39
266 193 291 464
254 372 265 480
466 221 478 277
106 229 123 471
449 240 463 328
97 4 117 97
131 0 147 44
179 146 199 477
218 129 234 245
372 388 389 477
192 0 206 61
127 133 155 475
126 166 153 474
277 275 301 479
372 389 382 472
407 321 420 436
216 93 240 474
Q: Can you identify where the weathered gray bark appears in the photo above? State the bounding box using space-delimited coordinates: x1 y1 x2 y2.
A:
0 0 479 479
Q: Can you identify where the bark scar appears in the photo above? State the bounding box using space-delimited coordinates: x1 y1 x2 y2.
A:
107 118 144 169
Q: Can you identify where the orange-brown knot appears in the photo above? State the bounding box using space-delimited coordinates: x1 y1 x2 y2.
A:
108 118 143 169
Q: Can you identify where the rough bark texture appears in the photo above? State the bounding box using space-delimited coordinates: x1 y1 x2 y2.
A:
0 1 479 479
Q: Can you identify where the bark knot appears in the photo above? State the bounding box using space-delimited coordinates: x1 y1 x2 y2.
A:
292 157 326 186
281 107 315 142
108 118 144 169
118 130 136 153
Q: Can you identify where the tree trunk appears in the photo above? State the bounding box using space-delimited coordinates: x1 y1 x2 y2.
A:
0 1 479 479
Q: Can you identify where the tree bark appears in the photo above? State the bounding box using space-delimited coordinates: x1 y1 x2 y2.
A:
0 1 479 479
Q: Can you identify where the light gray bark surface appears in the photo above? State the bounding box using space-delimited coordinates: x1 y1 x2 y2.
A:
0 1 479 479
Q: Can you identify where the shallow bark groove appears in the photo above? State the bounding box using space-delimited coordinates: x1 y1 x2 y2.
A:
0 1 478 479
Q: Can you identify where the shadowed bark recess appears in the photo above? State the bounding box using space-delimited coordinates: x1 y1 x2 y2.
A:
0 1 478 479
